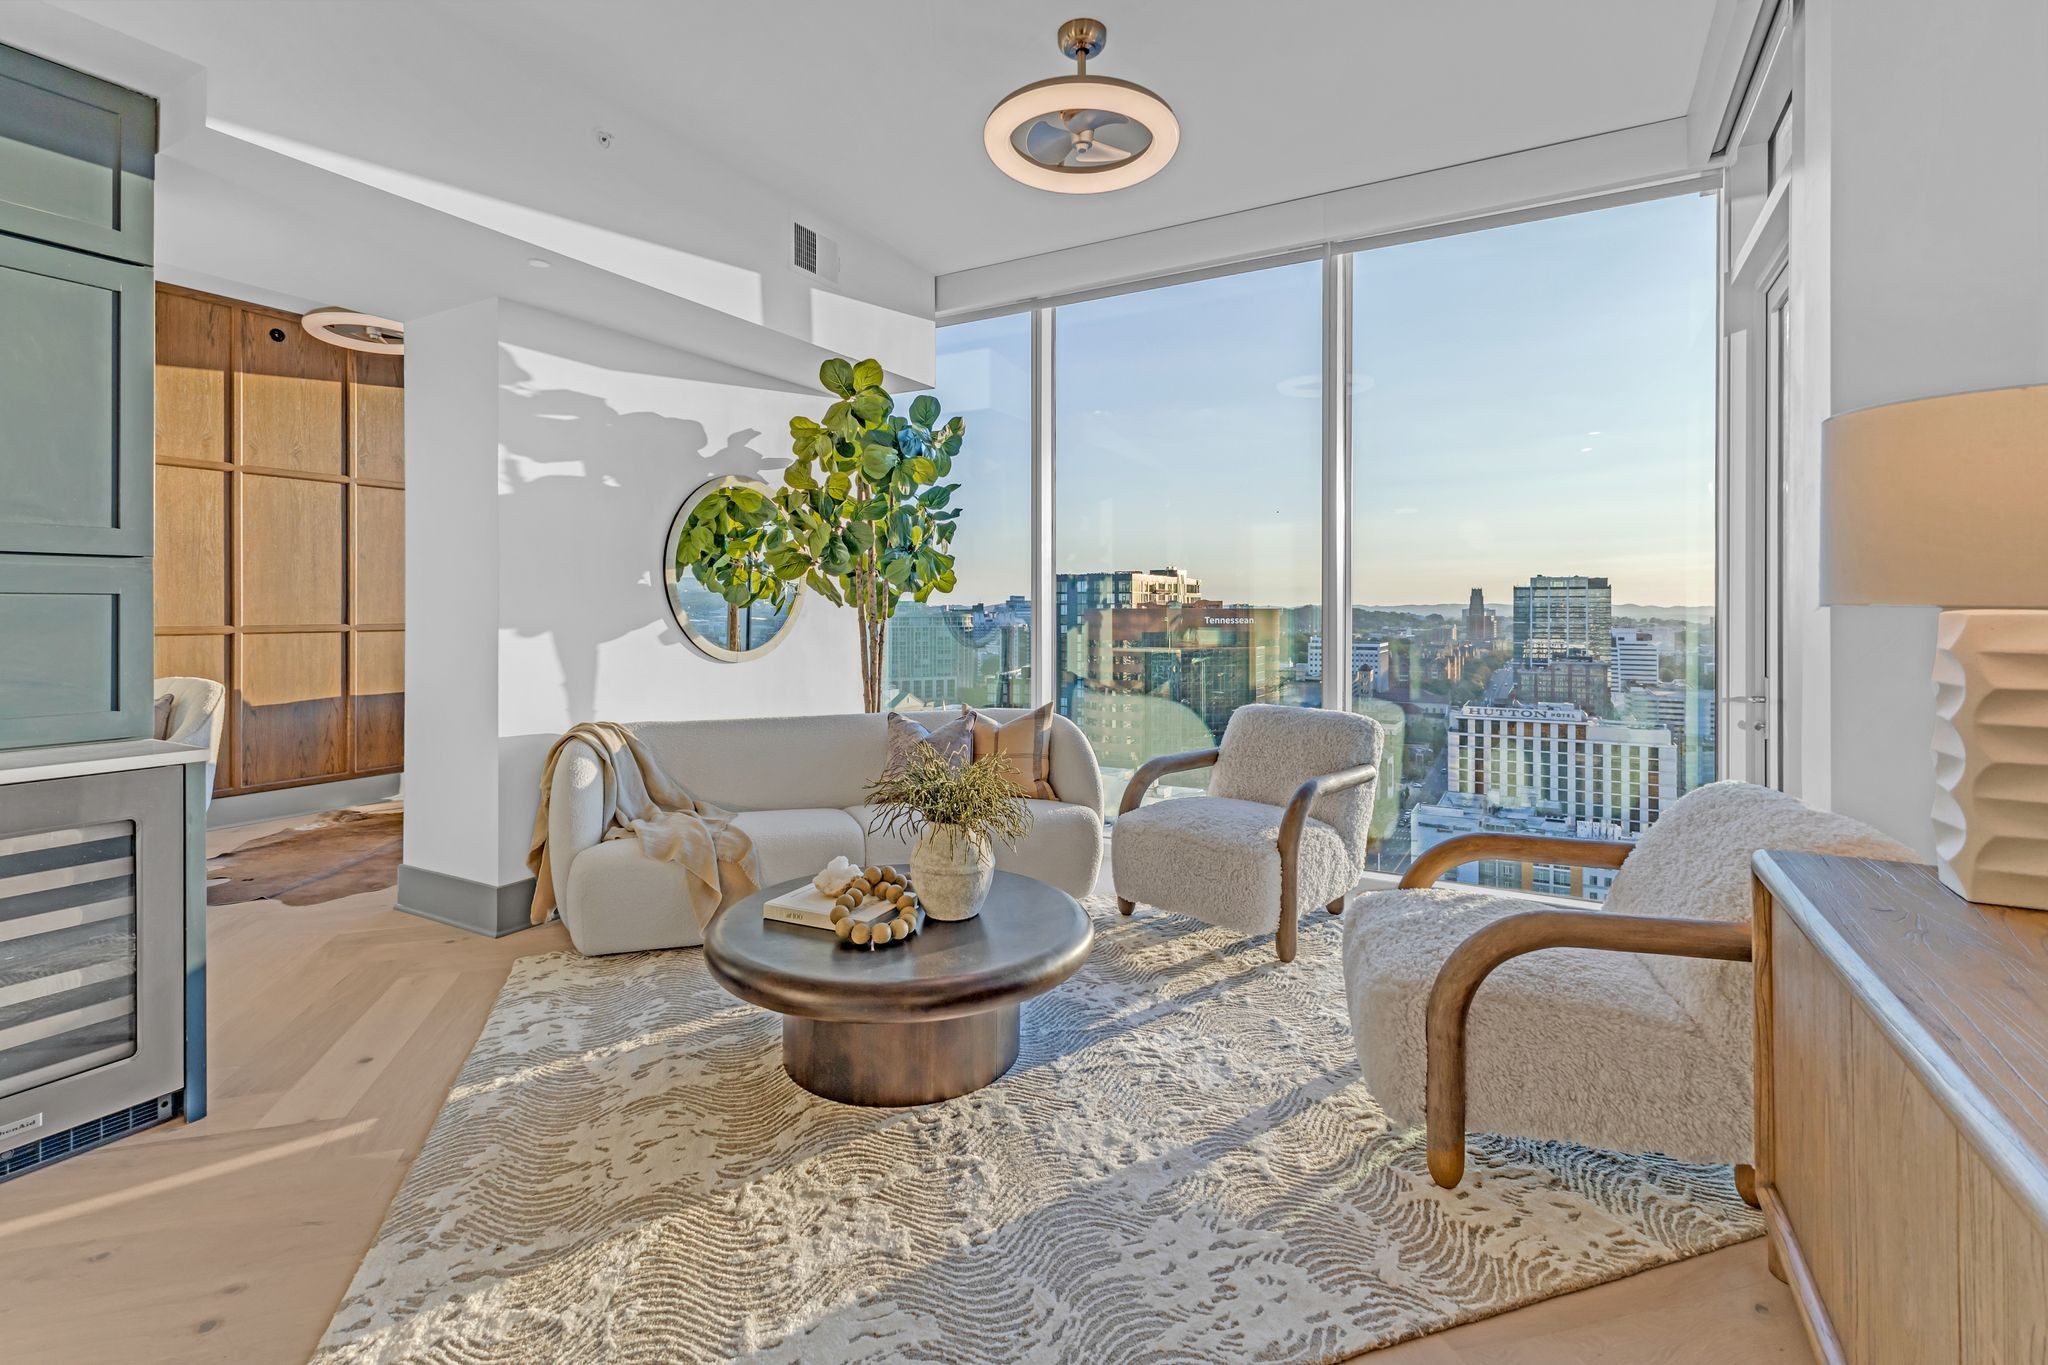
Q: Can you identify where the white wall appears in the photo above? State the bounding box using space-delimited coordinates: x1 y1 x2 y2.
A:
404 302 869 891
1782 0 2048 854
404 300 506 888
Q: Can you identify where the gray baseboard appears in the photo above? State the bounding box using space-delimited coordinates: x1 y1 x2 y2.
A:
396 864 538 937
208 773 401 829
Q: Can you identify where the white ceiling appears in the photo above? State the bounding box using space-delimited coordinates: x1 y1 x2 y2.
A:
472 0 1721 277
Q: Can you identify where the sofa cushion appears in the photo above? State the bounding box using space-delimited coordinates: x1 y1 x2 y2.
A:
846 799 1102 900
883 706 972 777
968 703 1057 799
1112 796 1355 936
562 840 707 955
1343 886 1752 1165
727 807 866 888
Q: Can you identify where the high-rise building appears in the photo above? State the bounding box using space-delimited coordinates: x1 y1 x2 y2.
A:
1304 634 1387 684
884 601 981 707
1511 654 1613 716
1463 588 1495 644
1057 568 1203 615
1512 575 1613 663
1056 596 1292 768
1440 701 1675 836
1609 628 1661 688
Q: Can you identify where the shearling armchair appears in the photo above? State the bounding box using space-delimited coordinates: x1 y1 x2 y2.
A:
1112 705 1382 963
155 675 226 807
1342 781 1913 1198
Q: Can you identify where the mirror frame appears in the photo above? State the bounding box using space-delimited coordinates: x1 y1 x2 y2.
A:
662 474 802 663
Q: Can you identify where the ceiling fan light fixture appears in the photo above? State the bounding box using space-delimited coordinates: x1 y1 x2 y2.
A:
985 19 1178 194
301 307 405 354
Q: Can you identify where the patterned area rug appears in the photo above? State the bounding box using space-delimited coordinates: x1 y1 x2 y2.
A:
318 900 1759 1363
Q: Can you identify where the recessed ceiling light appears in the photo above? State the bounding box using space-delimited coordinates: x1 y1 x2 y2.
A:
528 257 551 268
985 18 1178 194
301 307 404 354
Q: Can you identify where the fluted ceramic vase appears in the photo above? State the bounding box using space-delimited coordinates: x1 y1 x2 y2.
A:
910 824 995 921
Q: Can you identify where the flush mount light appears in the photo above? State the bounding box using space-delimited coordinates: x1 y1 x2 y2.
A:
301 307 404 355
985 18 1178 194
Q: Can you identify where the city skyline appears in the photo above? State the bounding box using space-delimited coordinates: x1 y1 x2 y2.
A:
927 193 1717 612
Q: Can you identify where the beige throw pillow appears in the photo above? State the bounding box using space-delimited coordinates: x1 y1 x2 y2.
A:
968 703 1057 800
882 707 973 779
153 692 176 741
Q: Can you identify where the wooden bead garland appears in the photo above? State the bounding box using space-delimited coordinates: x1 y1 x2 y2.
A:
827 865 922 951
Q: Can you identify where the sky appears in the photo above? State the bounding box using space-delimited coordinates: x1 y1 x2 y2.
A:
926 192 1718 614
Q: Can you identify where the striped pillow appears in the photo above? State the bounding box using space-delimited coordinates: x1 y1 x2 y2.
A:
968 704 1057 800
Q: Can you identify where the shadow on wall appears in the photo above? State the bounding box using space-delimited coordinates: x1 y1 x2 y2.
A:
494 338 804 724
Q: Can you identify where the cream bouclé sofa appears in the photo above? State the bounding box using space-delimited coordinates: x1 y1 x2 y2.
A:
547 709 1104 955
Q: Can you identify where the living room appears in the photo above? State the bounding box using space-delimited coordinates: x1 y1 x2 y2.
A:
1 2 2043 1361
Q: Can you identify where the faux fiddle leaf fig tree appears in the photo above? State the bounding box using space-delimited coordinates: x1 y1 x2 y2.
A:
766 356 965 712
676 481 789 651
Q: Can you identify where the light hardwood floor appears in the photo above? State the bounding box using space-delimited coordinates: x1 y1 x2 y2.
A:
0 810 1811 1363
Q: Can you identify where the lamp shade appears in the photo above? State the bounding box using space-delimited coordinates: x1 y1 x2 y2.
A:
1821 384 2048 608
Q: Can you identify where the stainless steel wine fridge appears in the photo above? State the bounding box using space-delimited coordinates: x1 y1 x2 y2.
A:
0 745 207 1180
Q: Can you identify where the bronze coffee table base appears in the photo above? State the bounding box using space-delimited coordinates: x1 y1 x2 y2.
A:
781 1004 1021 1106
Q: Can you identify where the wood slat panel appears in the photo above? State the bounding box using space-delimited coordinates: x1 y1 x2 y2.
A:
154 289 229 464
238 633 346 786
352 631 403 772
153 633 231 785
1848 1002 1960 1363
351 352 404 484
352 486 404 627
1770 911 1853 1321
236 309 344 475
241 474 345 627
152 465 228 628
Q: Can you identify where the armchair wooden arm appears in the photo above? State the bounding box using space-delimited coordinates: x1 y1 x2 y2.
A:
1276 763 1379 961
1399 832 1634 891
1424 908 1754 1192
1117 747 1220 817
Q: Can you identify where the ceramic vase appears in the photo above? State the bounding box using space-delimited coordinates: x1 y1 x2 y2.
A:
910 824 995 921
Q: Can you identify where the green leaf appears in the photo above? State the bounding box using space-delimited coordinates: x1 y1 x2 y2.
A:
820 358 856 397
906 455 937 484
909 394 940 427
859 445 897 481
850 387 892 425
781 460 818 491
790 415 821 435
806 571 845 607
852 358 885 390
726 486 765 512
881 555 914 588
824 470 852 500
844 520 875 552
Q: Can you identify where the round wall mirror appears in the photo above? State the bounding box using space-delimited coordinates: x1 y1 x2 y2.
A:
664 475 801 662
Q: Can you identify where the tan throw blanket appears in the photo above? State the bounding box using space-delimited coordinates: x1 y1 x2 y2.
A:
528 721 759 929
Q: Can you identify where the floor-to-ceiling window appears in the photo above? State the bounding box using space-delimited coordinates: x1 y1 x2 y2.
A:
884 313 1034 710
1054 260 1325 813
916 186 1721 897
1349 193 1720 887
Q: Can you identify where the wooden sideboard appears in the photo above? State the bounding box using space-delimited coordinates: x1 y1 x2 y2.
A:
1752 853 2048 1364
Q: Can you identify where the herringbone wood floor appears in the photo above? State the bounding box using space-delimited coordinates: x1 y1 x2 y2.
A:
0 808 1810 1363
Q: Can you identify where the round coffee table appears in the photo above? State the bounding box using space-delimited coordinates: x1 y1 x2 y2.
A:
703 868 1092 1106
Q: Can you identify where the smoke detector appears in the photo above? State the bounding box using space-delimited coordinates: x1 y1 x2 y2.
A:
301 308 404 355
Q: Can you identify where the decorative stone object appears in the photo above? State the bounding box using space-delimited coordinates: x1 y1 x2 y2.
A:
813 856 860 897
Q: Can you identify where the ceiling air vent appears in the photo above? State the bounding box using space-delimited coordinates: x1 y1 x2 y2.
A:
791 223 840 283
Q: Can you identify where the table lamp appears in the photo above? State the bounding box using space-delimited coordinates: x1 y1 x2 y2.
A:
1822 384 2048 909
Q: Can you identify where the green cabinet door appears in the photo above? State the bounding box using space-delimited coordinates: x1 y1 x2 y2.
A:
0 235 153 557
0 42 154 264
0 555 152 747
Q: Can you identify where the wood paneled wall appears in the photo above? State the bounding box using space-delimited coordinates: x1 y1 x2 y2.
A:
154 284 405 795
